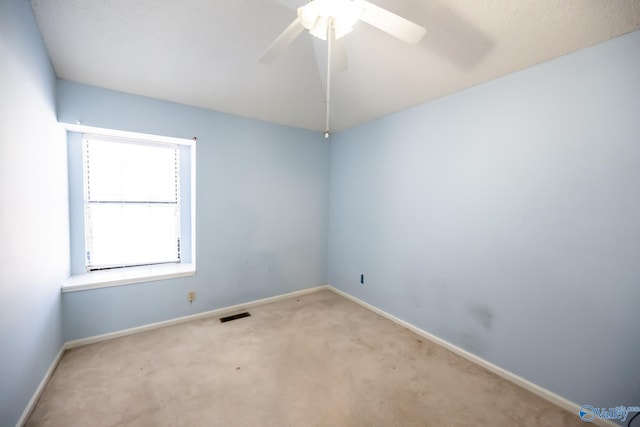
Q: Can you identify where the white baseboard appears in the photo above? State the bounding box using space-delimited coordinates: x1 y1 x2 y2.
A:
65 285 329 349
18 285 328 426
19 284 619 427
326 285 620 427
16 346 66 427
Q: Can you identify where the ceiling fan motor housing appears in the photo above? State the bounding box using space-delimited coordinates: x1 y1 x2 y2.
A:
298 0 364 40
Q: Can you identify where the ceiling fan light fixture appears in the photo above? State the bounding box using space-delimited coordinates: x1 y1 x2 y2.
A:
309 16 329 39
259 0 427 136
298 0 364 41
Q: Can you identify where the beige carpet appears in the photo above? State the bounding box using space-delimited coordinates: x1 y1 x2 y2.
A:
26 289 583 426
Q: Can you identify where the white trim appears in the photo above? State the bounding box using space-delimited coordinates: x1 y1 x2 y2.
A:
62 263 196 292
18 287 327 425
21 285 619 427
65 286 329 348
189 139 196 268
16 346 65 427
325 286 620 427
62 123 197 281
60 123 194 146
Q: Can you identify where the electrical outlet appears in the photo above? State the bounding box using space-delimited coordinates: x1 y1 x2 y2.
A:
188 291 196 303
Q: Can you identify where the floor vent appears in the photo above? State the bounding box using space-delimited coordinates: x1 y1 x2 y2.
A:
220 312 251 323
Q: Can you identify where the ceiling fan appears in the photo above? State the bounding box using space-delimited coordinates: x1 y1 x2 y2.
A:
257 0 426 138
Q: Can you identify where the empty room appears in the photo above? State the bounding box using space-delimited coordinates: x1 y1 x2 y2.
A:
1 0 639 426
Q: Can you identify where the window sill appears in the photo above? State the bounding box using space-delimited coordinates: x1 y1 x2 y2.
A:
62 263 195 293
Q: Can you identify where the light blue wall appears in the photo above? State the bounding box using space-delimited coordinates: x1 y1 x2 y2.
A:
328 30 640 411
3 1 636 422
0 1 69 426
58 80 330 341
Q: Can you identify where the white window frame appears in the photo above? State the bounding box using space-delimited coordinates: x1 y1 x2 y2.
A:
62 124 196 292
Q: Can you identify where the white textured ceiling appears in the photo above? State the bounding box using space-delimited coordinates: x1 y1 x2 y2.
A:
31 0 640 133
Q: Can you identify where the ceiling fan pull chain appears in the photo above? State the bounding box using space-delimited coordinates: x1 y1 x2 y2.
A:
325 18 333 139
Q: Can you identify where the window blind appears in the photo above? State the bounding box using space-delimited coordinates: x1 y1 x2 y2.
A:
83 135 180 271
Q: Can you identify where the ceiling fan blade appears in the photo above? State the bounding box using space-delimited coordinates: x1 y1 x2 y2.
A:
257 17 305 64
360 0 426 45
331 35 348 73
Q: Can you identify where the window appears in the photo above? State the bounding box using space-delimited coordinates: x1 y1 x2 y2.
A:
83 135 181 271
62 126 195 291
